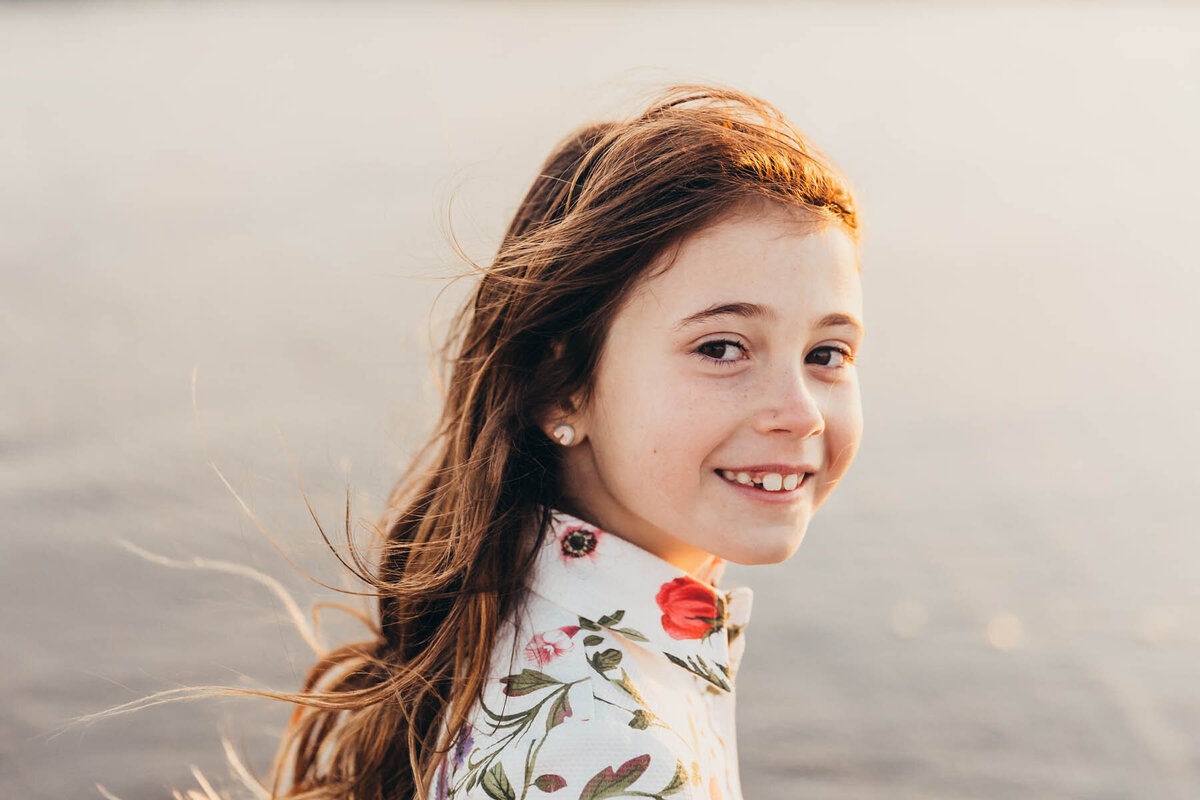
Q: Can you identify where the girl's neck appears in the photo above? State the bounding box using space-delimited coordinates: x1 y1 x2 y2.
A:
552 497 724 581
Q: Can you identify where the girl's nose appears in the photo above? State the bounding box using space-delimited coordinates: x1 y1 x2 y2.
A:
751 364 825 439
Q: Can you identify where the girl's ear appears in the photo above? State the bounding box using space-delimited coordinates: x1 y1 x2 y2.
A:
538 338 588 445
540 400 586 446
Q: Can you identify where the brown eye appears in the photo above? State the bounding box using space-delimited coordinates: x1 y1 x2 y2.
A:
695 339 748 365
808 345 855 368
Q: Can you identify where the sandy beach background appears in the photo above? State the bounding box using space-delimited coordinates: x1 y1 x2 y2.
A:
2 2 1198 798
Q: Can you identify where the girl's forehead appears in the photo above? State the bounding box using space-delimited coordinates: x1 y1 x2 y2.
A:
629 214 862 329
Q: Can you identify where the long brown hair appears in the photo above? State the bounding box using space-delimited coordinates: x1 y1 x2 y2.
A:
93 84 859 800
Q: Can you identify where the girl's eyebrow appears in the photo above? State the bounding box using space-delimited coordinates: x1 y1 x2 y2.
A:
673 302 864 336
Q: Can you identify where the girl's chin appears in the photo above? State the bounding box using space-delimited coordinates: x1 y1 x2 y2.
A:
708 521 809 566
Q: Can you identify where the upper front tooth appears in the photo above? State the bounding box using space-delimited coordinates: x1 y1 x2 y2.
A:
735 471 752 485
782 473 800 490
761 473 783 491
722 470 736 481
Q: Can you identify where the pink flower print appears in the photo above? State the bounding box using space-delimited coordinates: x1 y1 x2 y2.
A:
524 625 581 667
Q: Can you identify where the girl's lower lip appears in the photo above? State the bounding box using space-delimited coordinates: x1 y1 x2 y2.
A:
714 470 810 502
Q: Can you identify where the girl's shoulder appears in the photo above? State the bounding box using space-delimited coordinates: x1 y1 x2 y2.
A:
438 592 699 800
431 508 753 800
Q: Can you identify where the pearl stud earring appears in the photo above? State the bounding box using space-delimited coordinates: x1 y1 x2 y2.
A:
552 424 575 446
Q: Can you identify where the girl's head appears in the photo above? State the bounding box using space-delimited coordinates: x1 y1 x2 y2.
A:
452 85 863 576
197 84 863 800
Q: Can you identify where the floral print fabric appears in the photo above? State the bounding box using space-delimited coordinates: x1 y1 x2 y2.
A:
430 508 753 800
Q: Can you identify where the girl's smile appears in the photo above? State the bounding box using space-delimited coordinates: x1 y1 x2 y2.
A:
714 467 813 499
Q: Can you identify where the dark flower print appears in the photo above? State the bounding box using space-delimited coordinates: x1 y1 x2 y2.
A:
559 525 598 558
655 576 724 640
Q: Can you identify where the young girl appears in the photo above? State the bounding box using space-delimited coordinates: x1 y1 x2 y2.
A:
132 83 864 800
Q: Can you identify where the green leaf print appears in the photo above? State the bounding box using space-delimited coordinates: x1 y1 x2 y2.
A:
460 678 589 798
582 634 605 647
579 754 651 800
628 709 651 730
596 610 625 626
590 647 623 673
662 652 732 692
481 761 516 800
659 761 688 797
613 627 649 642
545 690 572 732
582 610 650 643
500 669 562 696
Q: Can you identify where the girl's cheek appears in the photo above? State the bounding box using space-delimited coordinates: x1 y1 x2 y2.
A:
825 402 864 480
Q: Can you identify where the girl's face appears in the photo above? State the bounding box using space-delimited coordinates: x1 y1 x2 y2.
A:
555 200 864 575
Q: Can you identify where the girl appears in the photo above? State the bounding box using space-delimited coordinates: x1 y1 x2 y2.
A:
120 83 864 800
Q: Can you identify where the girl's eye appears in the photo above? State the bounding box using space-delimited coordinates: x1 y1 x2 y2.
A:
694 340 857 369
808 345 856 369
695 339 749 365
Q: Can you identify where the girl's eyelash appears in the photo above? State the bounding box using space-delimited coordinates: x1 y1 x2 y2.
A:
694 339 856 368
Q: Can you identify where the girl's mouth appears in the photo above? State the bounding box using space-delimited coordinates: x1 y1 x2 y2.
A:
714 469 810 494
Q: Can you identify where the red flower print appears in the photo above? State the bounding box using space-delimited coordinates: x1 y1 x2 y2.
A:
655 577 723 640
524 625 581 667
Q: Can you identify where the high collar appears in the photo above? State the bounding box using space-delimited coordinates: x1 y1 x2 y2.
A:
525 507 754 693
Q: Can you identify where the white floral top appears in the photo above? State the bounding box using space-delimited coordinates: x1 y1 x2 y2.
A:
431 508 754 800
